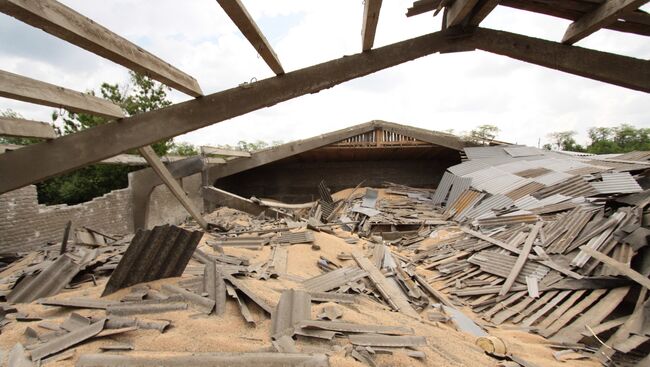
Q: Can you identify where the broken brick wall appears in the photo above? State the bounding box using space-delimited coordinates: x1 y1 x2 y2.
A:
145 173 203 229
0 185 133 253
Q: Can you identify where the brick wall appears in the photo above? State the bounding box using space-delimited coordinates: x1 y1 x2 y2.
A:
0 185 133 253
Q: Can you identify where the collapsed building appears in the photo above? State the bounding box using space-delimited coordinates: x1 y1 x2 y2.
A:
0 0 649 366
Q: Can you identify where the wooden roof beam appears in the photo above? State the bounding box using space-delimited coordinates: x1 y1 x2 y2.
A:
562 0 650 44
362 0 383 51
0 117 57 140
0 69 124 118
447 0 481 27
0 30 462 194
471 27 650 94
216 0 284 75
467 0 500 26
0 0 203 97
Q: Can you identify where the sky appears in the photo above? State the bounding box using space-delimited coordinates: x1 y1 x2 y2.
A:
0 0 649 149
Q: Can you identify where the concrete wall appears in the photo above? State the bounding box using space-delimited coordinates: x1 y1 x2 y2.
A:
0 172 203 253
216 156 458 203
146 173 203 229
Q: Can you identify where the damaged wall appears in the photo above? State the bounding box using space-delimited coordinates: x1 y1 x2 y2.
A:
216 149 459 203
0 171 203 253
0 185 132 253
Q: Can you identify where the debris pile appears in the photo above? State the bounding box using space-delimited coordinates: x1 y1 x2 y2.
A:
0 146 649 367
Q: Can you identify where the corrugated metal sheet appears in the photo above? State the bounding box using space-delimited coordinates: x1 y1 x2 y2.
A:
514 167 552 178
31 319 105 361
448 160 493 176
536 176 596 198
464 146 511 159
276 231 315 244
7 254 82 304
504 146 545 158
432 171 472 206
532 171 574 186
102 225 203 296
271 289 311 338
468 251 550 283
591 172 643 194
298 320 413 335
466 167 530 195
477 214 539 228
348 334 427 347
463 195 513 221
444 190 484 220
494 160 537 173
76 353 330 367
302 266 367 292
505 182 546 200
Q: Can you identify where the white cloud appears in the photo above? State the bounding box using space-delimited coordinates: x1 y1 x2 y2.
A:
0 0 648 150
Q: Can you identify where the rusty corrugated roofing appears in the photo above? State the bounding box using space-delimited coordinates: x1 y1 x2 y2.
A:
102 225 203 296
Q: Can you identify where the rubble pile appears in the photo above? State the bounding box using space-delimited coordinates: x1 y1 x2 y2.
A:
0 146 649 367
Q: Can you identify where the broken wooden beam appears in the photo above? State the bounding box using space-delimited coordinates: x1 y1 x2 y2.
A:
362 0 383 51
579 246 650 290
562 0 649 45
0 0 203 96
499 222 541 296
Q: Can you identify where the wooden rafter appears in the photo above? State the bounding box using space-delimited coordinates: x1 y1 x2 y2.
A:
562 0 650 44
0 0 203 97
216 0 284 75
468 0 500 26
0 30 462 194
0 69 124 118
470 27 650 93
362 0 383 51
447 0 480 27
0 117 56 140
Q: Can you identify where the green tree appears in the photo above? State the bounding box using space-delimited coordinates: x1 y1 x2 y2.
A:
169 142 199 156
585 124 650 154
546 131 585 152
37 72 178 205
54 71 173 155
466 124 500 145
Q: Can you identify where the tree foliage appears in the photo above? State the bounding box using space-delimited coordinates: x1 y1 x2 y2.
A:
35 72 181 205
465 124 500 145
544 124 650 154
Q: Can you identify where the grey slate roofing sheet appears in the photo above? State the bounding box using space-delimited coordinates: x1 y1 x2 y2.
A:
76 353 330 367
298 320 414 335
38 297 117 309
463 195 513 221
102 225 203 296
271 289 311 338
504 146 545 158
31 318 106 361
276 231 315 244
7 254 82 304
302 266 367 293
348 334 426 347
591 172 643 194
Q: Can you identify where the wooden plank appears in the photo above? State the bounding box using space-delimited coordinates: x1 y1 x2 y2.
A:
523 291 571 326
362 0 383 51
484 291 527 320
598 297 648 362
468 0 500 26
536 290 586 329
216 0 284 75
0 117 56 139
352 251 419 318
0 30 459 194
447 0 480 27
492 293 538 325
580 246 650 290
562 0 650 44
201 146 251 157
471 27 650 94
580 316 627 337
138 145 208 230
540 289 606 337
554 287 630 343
500 222 541 296
0 0 202 96
0 70 124 118
461 227 528 255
